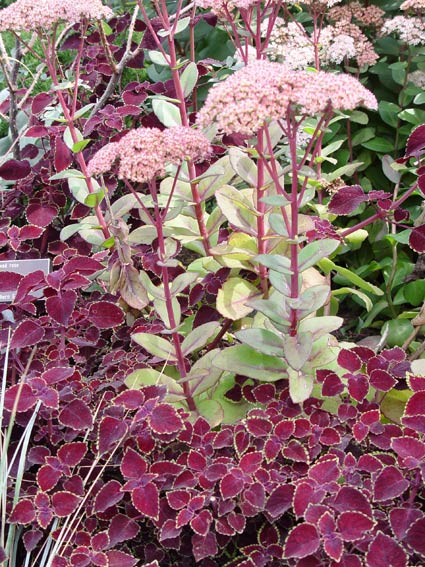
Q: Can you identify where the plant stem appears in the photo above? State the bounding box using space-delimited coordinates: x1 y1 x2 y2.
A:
256 128 269 296
150 180 197 412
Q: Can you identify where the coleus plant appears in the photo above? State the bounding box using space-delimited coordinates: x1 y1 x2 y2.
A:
3 342 425 566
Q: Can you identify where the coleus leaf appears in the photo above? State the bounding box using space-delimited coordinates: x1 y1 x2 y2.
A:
58 399 93 430
409 225 425 253
0 159 31 180
94 480 124 513
373 466 409 501
220 472 245 499
405 517 425 555
51 491 81 516
132 484 159 520
328 185 368 215
46 290 77 326
9 499 35 524
10 320 45 349
97 416 128 455
284 524 320 559
266 485 294 519
337 511 375 541
148 403 183 434
4 383 37 412
366 532 407 567
87 301 124 329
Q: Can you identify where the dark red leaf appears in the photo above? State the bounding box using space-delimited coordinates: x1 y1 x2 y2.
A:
41 366 75 385
409 225 425 253
113 390 144 410
187 450 207 471
0 271 22 292
51 491 81 516
293 481 319 517
106 550 137 567
132 483 159 520
274 420 295 439
244 482 265 510
32 92 53 114
332 487 373 517
220 472 244 499
0 159 31 180
26 204 57 227
338 349 362 371
373 466 409 501
94 480 123 513
54 137 72 172
370 369 397 391
108 514 140 546
418 174 425 196
9 499 35 524
167 490 190 510
23 529 43 552
284 524 320 559
239 451 262 474
347 373 369 402
191 509 212 536
266 484 294 520
98 416 128 455
37 465 62 491
59 399 93 430
366 532 407 567
46 290 77 326
405 517 425 555
10 320 45 349
87 301 124 329
321 371 344 396
191 533 217 562
308 458 339 485
337 511 375 541
391 436 425 467
121 447 147 478
282 440 309 463
148 404 183 434
228 511 245 533
57 442 87 467
328 185 368 215
245 417 273 437
4 383 37 412
405 124 425 159
390 507 424 540
404 391 425 417
63 256 105 275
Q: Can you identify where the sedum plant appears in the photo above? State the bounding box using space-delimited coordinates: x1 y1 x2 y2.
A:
0 0 424 565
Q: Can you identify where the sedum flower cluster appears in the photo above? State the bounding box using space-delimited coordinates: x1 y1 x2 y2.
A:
0 0 112 32
328 1 385 29
266 17 377 70
381 15 425 46
87 127 211 184
196 60 377 136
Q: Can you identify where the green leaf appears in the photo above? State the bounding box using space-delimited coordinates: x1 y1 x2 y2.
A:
72 139 91 153
414 92 425 105
181 322 220 355
73 103 95 120
255 253 292 274
125 368 164 388
298 239 340 271
298 316 343 340
349 110 369 125
229 148 258 186
288 285 330 315
68 177 89 204
84 190 104 208
101 20 113 35
196 398 224 428
157 17 190 37
378 101 401 128
216 277 260 320
361 137 395 153
398 108 425 126
235 328 285 356
283 332 313 371
351 127 375 147
180 62 198 98
382 154 401 184
152 99 182 127
64 126 83 150
154 296 181 329
288 368 314 403
332 287 373 311
319 257 384 296
50 168 84 181
131 332 177 362
60 222 85 241
148 50 169 66
215 185 257 232
325 161 363 181
404 280 425 307
213 345 287 381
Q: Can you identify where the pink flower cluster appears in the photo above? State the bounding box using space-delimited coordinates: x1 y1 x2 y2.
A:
0 0 112 32
381 15 425 45
196 60 377 135
87 127 211 184
400 0 425 11
329 2 385 28
196 0 261 12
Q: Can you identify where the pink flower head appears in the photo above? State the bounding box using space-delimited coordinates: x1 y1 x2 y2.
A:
196 0 265 12
381 15 425 45
196 61 377 135
88 127 211 184
400 0 425 11
0 0 113 32
86 143 119 177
